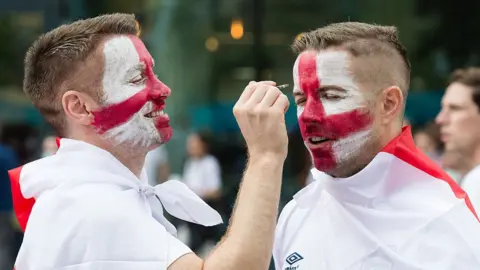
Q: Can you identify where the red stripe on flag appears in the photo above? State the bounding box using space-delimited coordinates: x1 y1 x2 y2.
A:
383 126 479 221
8 166 35 232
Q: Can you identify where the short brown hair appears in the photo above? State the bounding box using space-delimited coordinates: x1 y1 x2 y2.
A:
292 22 411 98
448 67 480 110
24 13 139 137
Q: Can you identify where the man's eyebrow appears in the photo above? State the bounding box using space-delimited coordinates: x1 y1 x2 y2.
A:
319 85 346 92
293 91 304 97
127 63 145 73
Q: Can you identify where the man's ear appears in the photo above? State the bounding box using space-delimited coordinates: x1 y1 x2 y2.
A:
61 91 99 126
380 86 404 124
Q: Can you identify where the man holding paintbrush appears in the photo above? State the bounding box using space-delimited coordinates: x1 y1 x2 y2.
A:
10 13 290 270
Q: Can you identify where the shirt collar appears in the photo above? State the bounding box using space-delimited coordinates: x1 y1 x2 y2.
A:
18 138 223 235
294 126 416 208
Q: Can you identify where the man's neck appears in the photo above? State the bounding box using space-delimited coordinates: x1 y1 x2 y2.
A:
330 125 402 178
68 132 147 178
107 145 146 177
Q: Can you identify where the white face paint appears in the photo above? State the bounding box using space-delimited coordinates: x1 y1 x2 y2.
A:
293 50 374 171
102 36 144 103
93 35 171 148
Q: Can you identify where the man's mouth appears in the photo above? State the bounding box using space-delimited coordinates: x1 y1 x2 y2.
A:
439 130 449 142
308 137 330 144
306 136 333 148
144 109 166 118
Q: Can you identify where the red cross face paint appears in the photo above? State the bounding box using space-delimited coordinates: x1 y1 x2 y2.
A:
293 50 373 172
91 35 172 147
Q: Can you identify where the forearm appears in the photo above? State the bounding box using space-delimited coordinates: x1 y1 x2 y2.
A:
203 154 284 270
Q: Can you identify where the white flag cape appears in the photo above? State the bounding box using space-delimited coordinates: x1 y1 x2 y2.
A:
9 138 222 270
274 127 480 270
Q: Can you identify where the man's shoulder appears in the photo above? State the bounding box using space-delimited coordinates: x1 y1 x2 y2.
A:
25 183 171 250
277 181 330 227
417 201 480 249
276 197 314 238
399 202 480 267
20 185 191 269
31 182 148 231
277 200 298 228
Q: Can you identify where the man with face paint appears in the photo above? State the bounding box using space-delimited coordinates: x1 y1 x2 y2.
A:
9 14 290 270
273 22 480 270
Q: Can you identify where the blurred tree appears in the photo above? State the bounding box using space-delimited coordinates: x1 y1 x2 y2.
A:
417 0 480 75
259 0 440 90
352 0 440 90
83 0 153 35
0 16 25 88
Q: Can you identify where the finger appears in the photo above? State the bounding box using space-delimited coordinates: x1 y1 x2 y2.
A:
259 87 281 107
237 83 260 105
249 81 256 85
257 80 277 86
245 85 269 106
272 94 290 113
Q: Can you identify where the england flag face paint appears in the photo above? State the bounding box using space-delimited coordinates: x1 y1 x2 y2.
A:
91 35 172 148
293 50 374 172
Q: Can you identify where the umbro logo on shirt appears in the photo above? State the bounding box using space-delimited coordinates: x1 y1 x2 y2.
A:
285 252 303 269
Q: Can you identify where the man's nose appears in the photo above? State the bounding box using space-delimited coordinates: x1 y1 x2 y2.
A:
299 99 323 123
435 109 447 125
148 77 171 99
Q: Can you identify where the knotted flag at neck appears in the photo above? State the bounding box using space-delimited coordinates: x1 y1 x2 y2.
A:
9 137 222 232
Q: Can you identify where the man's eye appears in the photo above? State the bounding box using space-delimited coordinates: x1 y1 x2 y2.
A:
295 98 306 106
448 105 462 111
131 74 145 84
321 92 342 100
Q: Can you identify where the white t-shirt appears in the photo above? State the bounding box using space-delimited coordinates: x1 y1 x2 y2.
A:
13 139 222 270
182 155 222 198
274 130 480 270
461 165 480 212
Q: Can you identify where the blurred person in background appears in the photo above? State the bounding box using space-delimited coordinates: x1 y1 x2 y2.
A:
442 149 473 184
436 67 480 211
40 135 58 157
0 123 19 270
144 145 170 185
274 22 480 269
9 13 290 270
182 131 222 253
0 124 19 169
412 122 442 164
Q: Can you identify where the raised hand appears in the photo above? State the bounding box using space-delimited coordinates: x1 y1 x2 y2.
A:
233 81 290 160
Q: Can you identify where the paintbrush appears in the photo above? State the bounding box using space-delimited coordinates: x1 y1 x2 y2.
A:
276 84 290 89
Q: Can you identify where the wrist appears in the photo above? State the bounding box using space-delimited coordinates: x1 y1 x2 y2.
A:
248 152 285 166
